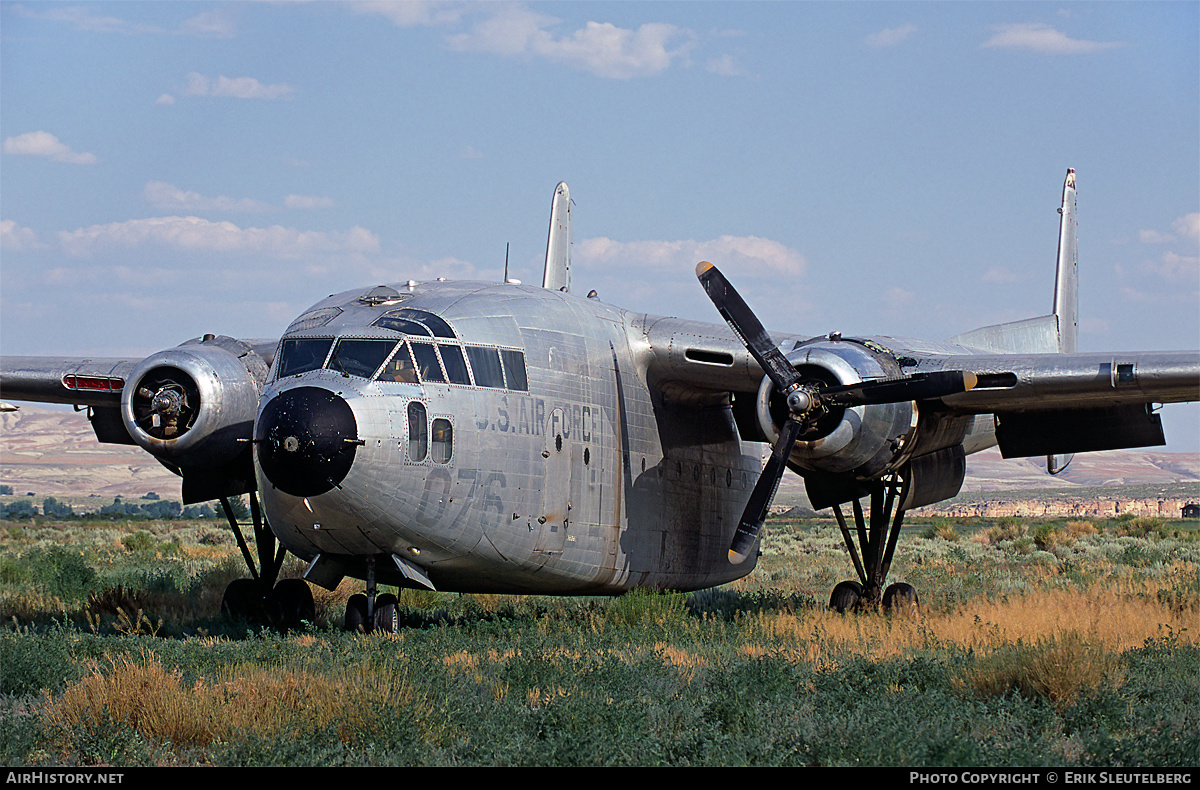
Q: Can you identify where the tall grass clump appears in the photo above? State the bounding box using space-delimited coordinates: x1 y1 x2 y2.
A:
956 631 1125 710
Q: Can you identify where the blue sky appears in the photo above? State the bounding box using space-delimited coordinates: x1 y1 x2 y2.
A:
2 1 1197 450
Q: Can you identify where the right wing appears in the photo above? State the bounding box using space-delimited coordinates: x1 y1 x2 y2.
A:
1 337 278 502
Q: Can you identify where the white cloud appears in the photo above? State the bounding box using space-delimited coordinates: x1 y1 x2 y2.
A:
58 216 380 259
155 93 176 106
446 6 694 79
981 23 1123 54
3 131 97 164
0 220 44 251
1139 213 1200 245
178 10 237 38
459 145 484 159
1172 213 1200 241
576 235 805 276
144 182 275 213
15 5 163 34
981 266 1027 284
1142 251 1200 283
284 194 335 209
183 73 295 100
706 54 749 77
864 24 917 48
352 0 465 27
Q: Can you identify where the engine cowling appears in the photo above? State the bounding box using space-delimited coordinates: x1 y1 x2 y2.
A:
755 340 915 478
120 336 269 470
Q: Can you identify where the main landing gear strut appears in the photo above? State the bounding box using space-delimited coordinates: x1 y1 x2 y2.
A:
217 491 316 628
827 475 920 615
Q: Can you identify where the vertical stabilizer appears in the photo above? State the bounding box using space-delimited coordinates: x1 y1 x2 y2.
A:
1053 169 1078 354
542 182 572 292
1048 168 1078 475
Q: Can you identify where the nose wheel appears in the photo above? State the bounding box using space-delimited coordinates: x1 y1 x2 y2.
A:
216 492 315 629
344 558 398 633
827 476 920 615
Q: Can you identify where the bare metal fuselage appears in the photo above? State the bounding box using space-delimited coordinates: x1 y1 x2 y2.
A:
260 280 766 594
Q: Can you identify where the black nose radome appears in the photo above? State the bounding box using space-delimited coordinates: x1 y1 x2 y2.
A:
256 387 358 497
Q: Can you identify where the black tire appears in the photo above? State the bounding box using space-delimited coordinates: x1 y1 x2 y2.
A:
373 593 398 634
221 578 266 622
269 578 316 629
829 580 864 613
345 593 369 633
883 582 920 616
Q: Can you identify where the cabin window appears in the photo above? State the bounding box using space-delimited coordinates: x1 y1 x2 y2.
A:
327 339 397 379
410 342 445 383
431 418 453 464
438 344 472 385
276 338 334 379
466 347 505 388
376 343 418 383
407 402 428 462
500 349 528 391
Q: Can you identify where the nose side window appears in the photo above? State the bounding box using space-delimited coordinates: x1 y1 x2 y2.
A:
407 402 428 462
431 418 453 464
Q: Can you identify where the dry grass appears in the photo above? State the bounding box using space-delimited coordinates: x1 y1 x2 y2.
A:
742 569 1197 665
42 652 446 748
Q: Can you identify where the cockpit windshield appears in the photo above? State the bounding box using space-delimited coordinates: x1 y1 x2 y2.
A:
327 339 398 379
276 338 334 378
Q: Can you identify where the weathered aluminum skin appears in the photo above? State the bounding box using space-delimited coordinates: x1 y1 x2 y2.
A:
259 281 767 593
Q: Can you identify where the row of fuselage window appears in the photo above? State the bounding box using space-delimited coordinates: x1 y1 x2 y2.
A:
274 336 529 391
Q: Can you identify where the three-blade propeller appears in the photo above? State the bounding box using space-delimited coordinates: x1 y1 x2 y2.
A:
696 261 977 564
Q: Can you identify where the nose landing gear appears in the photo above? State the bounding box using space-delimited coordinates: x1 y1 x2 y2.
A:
344 558 398 633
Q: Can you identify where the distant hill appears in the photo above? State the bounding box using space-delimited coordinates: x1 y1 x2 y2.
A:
2 404 1198 501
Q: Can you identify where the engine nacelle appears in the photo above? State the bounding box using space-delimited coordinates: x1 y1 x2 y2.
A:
120 336 269 470
756 340 915 478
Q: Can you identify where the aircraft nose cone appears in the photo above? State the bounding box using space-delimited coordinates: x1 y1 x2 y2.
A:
256 387 359 497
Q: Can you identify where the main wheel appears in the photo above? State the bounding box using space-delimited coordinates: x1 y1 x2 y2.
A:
221 578 267 622
345 593 369 632
269 579 316 629
882 582 920 616
829 580 864 613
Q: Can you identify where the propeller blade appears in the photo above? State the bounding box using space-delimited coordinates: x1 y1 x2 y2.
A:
696 262 800 392
729 417 803 564
822 370 978 406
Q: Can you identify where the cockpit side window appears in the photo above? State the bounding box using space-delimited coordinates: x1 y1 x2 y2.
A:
438 344 472 385
500 349 529 392
410 342 445 383
376 342 418 383
466 347 505 389
276 338 334 379
327 339 398 379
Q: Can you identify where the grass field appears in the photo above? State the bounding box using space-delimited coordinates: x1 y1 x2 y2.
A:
1 510 1197 767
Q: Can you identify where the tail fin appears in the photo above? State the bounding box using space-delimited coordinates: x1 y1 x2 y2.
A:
1053 168 1078 354
541 182 572 292
1048 168 1078 475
